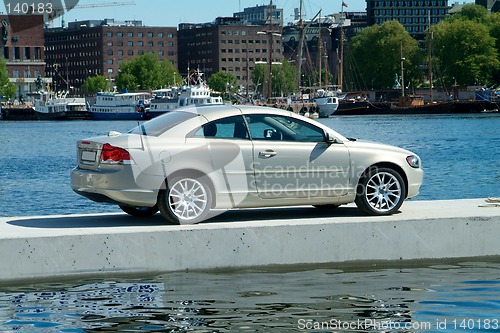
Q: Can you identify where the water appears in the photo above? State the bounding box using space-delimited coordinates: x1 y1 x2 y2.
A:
0 114 499 332
0 114 498 217
0 262 499 332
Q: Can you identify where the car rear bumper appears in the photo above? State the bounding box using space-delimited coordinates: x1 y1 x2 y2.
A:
71 167 158 207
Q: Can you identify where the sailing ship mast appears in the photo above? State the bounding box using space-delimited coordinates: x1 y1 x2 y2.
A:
338 3 345 92
428 10 433 102
267 0 274 102
296 0 304 94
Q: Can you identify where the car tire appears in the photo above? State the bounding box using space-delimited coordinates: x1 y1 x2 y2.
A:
158 175 213 225
355 167 406 216
313 204 339 210
119 205 158 217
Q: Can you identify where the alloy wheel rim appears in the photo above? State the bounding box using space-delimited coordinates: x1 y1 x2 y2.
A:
365 172 402 212
169 178 208 220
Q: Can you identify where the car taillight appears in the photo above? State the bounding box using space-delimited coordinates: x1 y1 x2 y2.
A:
100 143 131 164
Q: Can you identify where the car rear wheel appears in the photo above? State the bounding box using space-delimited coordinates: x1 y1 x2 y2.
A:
158 176 213 225
355 167 406 216
119 205 158 217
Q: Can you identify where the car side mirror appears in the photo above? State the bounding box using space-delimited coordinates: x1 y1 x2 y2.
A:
263 129 276 138
324 131 338 144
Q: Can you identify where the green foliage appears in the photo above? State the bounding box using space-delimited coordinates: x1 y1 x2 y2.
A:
432 18 499 86
115 54 178 92
81 75 109 94
0 57 16 100
208 71 238 94
252 60 297 97
449 4 488 24
350 20 421 90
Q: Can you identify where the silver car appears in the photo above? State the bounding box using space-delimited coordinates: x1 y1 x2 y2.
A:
71 105 423 224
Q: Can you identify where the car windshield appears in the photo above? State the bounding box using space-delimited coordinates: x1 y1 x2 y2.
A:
128 111 198 137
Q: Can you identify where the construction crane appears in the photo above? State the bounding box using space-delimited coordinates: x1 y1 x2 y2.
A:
46 1 136 27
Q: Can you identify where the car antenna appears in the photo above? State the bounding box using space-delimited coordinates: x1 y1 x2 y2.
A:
137 121 145 151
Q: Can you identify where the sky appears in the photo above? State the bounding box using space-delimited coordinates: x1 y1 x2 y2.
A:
0 0 475 28
0 0 369 28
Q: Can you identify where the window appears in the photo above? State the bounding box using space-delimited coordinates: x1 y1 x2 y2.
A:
128 32 133 37
118 50 123 55
148 32 153 37
117 32 123 37
192 116 249 140
158 32 163 38
245 114 325 142
138 41 144 46
107 50 113 55
138 32 143 37
128 50 134 55
168 32 174 38
128 41 134 46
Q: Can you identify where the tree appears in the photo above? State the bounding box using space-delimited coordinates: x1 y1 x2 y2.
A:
208 71 238 95
81 75 109 95
115 54 178 91
0 57 16 100
449 4 488 24
252 60 297 98
432 18 499 86
350 20 421 90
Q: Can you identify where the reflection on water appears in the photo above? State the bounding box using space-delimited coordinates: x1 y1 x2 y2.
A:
0 261 499 332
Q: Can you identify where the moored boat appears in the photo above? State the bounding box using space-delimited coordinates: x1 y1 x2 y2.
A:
149 71 223 117
89 92 151 120
314 89 339 117
34 91 89 120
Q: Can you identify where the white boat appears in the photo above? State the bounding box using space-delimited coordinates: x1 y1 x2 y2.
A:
89 92 151 120
31 91 88 120
314 89 339 118
149 71 223 116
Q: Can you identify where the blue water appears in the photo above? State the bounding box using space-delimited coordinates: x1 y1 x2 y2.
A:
0 262 499 332
0 113 499 217
0 114 499 332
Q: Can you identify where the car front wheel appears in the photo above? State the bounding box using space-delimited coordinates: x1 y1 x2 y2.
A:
119 205 158 217
355 167 406 216
158 176 213 225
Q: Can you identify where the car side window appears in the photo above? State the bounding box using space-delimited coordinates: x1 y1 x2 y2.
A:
245 114 325 142
192 115 249 140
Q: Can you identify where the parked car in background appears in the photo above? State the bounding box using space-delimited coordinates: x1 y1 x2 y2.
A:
71 105 423 224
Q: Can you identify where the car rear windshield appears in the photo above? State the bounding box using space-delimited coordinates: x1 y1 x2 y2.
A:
128 111 199 137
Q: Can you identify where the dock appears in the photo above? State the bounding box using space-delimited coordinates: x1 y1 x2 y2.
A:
0 198 499 284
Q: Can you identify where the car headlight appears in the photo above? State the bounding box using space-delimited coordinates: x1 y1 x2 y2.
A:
406 155 421 168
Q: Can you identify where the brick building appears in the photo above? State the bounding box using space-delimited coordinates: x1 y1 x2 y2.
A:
177 17 282 96
0 14 47 100
44 19 177 93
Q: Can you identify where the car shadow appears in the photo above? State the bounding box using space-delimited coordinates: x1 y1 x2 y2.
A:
6 206 364 229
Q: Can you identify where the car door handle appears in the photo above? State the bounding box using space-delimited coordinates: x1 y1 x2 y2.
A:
259 149 277 158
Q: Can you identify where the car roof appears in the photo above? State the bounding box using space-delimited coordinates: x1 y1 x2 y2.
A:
175 104 298 121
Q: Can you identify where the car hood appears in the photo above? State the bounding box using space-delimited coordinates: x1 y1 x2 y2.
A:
344 139 416 156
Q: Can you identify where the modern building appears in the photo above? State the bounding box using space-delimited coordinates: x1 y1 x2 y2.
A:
233 4 284 26
366 0 449 40
0 14 48 100
44 19 177 93
177 17 283 96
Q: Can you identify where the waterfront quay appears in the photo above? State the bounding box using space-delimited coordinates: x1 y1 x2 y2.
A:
0 198 498 284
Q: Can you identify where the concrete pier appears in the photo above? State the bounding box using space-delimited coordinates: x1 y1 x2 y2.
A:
0 198 499 284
